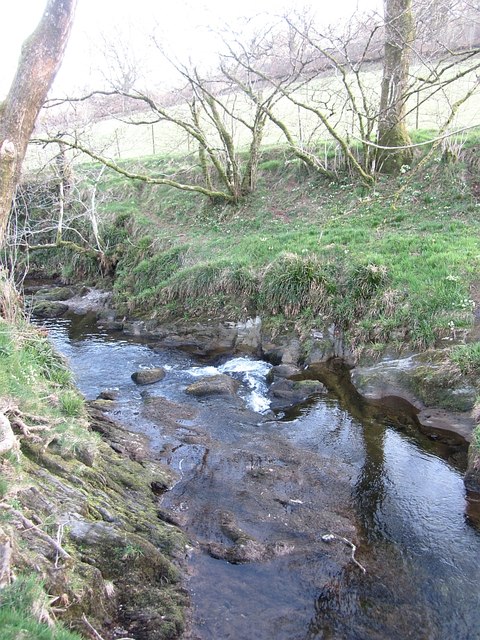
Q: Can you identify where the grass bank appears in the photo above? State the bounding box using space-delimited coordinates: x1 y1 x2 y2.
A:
41 131 478 360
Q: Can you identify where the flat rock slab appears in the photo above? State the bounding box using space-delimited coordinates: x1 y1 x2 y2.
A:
131 367 166 385
186 374 240 397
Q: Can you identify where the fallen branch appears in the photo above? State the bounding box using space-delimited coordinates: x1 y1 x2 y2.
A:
82 615 104 640
82 614 135 640
321 533 366 574
0 503 71 561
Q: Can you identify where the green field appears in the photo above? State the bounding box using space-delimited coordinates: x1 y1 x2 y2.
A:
27 60 479 169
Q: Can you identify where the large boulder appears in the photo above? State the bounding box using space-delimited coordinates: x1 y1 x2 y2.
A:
185 374 240 397
67 288 112 314
131 367 166 385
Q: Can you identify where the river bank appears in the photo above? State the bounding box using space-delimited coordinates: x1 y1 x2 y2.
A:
0 312 189 639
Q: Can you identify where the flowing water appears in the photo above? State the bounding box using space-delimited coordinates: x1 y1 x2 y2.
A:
36 312 480 640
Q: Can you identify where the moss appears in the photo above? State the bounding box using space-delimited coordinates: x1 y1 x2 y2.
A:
407 364 476 412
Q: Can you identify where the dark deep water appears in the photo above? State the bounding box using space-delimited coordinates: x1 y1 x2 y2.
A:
36 312 480 640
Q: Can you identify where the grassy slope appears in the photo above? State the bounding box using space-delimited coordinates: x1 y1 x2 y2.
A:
0 314 93 639
90 139 479 358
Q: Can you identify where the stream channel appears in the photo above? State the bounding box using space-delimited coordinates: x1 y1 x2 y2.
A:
37 312 480 640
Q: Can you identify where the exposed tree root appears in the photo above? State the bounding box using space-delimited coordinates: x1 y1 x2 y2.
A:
0 503 71 562
0 411 17 456
0 398 55 455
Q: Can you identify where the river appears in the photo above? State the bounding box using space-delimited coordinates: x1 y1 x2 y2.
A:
36 312 480 640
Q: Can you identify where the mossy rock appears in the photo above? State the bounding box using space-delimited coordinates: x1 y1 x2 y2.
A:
68 520 185 639
408 365 477 412
465 445 480 492
32 300 68 318
35 286 76 301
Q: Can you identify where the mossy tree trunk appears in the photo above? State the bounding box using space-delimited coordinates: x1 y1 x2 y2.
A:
377 0 415 174
0 0 77 248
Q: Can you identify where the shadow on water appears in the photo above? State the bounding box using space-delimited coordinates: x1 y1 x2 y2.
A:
285 359 479 639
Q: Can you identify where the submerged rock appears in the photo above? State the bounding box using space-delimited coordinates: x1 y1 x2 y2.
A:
131 367 166 385
269 379 327 410
185 373 240 397
205 511 293 564
97 389 120 401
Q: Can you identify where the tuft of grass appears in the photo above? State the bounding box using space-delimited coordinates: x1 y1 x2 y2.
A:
163 260 258 317
59 390 84 417
0 321 71 399
450 343 480 375
0 575 82 640
0 318 97 463
259 252 335 318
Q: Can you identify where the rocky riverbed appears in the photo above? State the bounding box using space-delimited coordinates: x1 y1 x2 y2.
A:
21 282 480 639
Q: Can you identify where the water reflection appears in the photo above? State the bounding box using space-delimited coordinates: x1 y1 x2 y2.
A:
33 314 480 640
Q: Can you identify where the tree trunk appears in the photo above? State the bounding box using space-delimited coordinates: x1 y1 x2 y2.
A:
0 0 77 248
377 0 415 174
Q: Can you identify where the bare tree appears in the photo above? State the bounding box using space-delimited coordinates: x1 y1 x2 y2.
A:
41 47 285 205
9 151 114 275
220 15 380 184
0 0 78 248
377 0 416 173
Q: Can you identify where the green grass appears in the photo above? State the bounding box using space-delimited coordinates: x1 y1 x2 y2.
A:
25 127 480 357
450 343 480 375
0 575 82 640
84 143 478 356
0 318 96 461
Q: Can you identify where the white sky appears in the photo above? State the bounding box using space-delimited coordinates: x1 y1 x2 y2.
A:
0 0 382 98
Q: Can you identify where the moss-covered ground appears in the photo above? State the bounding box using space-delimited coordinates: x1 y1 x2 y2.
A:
0 313 187 638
